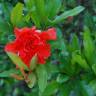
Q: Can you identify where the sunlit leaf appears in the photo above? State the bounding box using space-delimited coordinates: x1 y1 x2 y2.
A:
36 65 47 95
27 73 36 88
30 54 37 70
42 81 59 96
52 6 84 24
0 69 20 77
7 52 29 70
11 3 24 26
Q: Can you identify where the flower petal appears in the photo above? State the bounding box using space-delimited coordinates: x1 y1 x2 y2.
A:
37 44 51 64
14 27 32 38
40 28 56 40
14 27 21 37
4 42 17 53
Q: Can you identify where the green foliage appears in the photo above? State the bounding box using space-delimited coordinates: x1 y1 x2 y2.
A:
0 0 96 96
83 26 95 64
27 73 36 88
30 54 37 70
72 53 89 70
7 52 29 70
42 81 59 96
52 6 84 24
0 69 20 77
36 65 48 95
11 2 24 26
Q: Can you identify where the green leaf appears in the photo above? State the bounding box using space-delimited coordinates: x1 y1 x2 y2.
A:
92 64 96 74
24 13 31 22
31 11 41 28
24 0 35 10
24 0 41 28
52 6 84 24
90 80 96 94
57 74 69 83
80 81 95 96
0 69 20 77
11 3 24 26
27 73 36 88
71 34 80 51
34 0 48 27
42 81 59 96
46 62 59 74
59 83 72 96
2 2 11 21
36 65 47 95
46 0 62 19
83 26 95 64
34 0 46 18
7 52 29 70
30 54 37 70
72 53 89 69
0 17 10 33
84 12 95 31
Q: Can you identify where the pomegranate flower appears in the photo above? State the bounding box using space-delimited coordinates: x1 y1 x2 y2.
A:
5 27 56 67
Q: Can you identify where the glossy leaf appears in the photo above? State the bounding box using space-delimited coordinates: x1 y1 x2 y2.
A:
27 73 36 88
30 54 37 70
52 6 84 24
71 34 80 51
0 69 20 77
57 74 69 83
80 81 95 96
36 65 47 95
83 26 95 64
47 0 62 19
24 0 35 10
90 80 96 94
34 0 46 21
92 64 96 74
11 3 24 26
42 81 59 96
24 0 40 27
7 52 29 70
72 53 89 69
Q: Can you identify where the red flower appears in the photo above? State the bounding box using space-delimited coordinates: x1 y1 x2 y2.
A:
5 27 56 67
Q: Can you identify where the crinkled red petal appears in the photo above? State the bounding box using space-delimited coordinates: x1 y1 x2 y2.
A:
40 28 56 40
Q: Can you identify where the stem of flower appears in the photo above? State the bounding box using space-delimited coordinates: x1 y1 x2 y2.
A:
11 74 24 80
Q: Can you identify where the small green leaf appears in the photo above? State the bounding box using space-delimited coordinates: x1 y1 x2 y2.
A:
71 34 80 51
27 73 36 88
80 81 95 96
92 64 96 74
59 83 72 96
11 3 24 26
34 0 46 19
83 26 95 64
30 54 37 70
52 6 84 24
57 74 69 83
90 80 96 94
30 10 41 28
24 0 41 28
7 52 29 70
0 18 10 33
47 0 62 19
24 0 35 10
72 53 89 69
24 13 31 22
36 65 47 95
43 81 59 96
0 69 20 77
